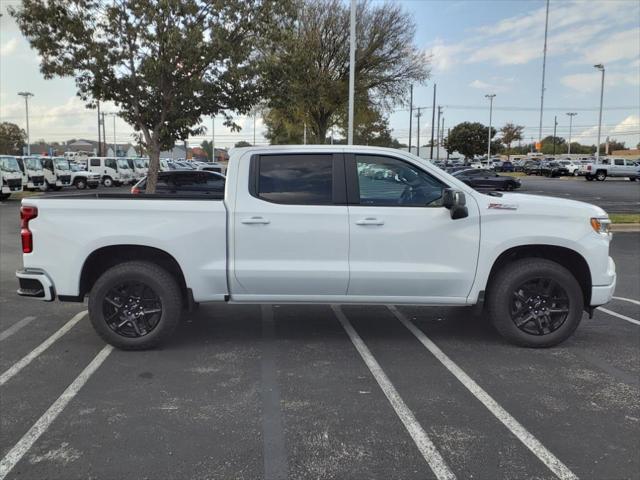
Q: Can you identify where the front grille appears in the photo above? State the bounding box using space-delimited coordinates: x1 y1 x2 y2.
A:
59 175 71 185
7 179 21 189
31 175 44 185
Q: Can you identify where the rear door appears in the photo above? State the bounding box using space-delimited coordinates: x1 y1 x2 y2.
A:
232 152 349 299
345 153 480 301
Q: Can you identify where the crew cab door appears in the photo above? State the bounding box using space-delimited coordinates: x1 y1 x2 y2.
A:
231 152 349 299
345 154 480 301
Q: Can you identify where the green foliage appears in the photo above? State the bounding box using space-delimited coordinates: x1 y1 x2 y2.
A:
263 0 428 144
445 122 497 159
200 140 213 161
0 122 27 155
10 0 291 191
234 141 253 148
499 123 524 158
602 139 627 152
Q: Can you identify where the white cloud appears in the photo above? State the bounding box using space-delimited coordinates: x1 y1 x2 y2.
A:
428 40 465 72
561 71 640 93
572 115 640 145
469 77 513 92
0 38 18 56
583 28 640 64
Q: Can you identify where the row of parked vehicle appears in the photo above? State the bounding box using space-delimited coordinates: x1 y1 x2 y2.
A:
0 154 227 200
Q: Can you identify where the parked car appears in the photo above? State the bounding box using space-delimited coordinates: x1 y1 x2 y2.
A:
500 161 515 172
452 168 521 191
0 155 24 199
70 163 101 189
584 158 639 181
557 159 580 176
87 157 135 186
16 156 45 190
17 145 616 350
126 157 149 181
42 156 72 190
540 161 570 178
131 170 226 195
523 161 541 175
196 162 226 174
445 166 469 174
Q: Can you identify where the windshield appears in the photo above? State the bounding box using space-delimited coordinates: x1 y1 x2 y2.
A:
53 158 70 170
134 159 146 168
0 156 21 173
117 159 130 169
25 157 42 170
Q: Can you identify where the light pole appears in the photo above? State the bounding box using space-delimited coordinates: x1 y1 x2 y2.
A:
566 112 577 154
211 116 215 161
538 0 550 143
594 64 605 161
107 112 117 156
347 0 356 144
18 92 34 155
485 94 496 161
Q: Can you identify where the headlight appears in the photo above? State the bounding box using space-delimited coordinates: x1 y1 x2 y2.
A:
590 217 611 235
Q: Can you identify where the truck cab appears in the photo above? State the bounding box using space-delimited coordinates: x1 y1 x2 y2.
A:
0 155 24 199
42 157 72 190
126 157 149 181
88 157 135 186
17 156 46 190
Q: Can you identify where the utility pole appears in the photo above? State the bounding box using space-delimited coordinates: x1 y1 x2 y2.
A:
112 113 116 156
552 115 558 155
440 115 445 164
415 108 422 157
101 113 107 156
17 92 34 156
594 64 605 161
408 85 413 153
566 112 577 154
436 106 442 161
430 83 437 159
253 112 257 145
347 0 356 145
97 100 102 157
446 128 450 162
211 116 215 161
538 0 550 143
485 94 496 161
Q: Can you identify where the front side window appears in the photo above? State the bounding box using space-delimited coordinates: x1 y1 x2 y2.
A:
105 159 117 170
90 158 101 167
614 159 624 166
117 159 130 169
256 154 333 205
355 155 445 207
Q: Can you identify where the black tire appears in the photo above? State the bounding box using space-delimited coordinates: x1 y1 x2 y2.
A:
628 177 637 182
0 193 10 200
102 176 113 187
88 261 182 350
89 184 99 189
585 174 594 181
75 179 87 189
487 258 584 347
504 182 514 191
53 186 62 191
595 170 607 181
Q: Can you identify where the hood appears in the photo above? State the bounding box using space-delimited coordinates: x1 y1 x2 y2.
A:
478 192 608 218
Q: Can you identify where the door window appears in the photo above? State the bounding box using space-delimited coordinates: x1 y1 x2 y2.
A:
105 159 117 170
90 158 101 167
354 155 445 206
614 159 624 166
253 154 334 205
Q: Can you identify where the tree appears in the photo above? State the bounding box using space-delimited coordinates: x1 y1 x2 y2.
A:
601 139 627 153
445 122 497 159
10 0 290 192
234 141 252 148
540 135 566 154
0 122 26 155
263 0 428 144
200 140 213 161
499 123 524 159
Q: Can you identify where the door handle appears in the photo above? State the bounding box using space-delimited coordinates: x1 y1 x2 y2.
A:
355 217 384 226
241 216 270 225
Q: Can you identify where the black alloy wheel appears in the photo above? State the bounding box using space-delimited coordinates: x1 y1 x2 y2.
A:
510 278 570 336
102 281 163 338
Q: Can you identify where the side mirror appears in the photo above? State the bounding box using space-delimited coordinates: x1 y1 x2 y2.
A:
442 188 469 219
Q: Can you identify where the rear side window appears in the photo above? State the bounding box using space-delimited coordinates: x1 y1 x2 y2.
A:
90 159 100 167
254 154 334 205
614 159 624 166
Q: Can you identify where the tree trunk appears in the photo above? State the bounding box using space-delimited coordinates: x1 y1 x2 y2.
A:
145 142 161 194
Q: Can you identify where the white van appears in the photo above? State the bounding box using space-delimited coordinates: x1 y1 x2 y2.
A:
126 157 149 180
16 156 46 190
42 157 72 190
87 157 135 186
0 155 24 199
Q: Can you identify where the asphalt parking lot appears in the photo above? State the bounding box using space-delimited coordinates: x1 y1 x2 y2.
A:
1 190 639 479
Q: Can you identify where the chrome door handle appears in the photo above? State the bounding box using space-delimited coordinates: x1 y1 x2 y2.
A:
241 216 270 225
355 217 384 226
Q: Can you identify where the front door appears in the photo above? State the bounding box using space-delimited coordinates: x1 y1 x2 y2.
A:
232 152 349 299
346 154 480 301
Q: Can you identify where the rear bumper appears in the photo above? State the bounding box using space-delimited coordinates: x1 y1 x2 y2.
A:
16 269 55 301
590 257 616 307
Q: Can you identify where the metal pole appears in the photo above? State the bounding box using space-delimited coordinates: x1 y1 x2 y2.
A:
436 106 442 161
486 94 496 161
211 116 215 161
408 85 413 153
552 115 557 155
347 0 356 145
18 92 33 155
253 112 257 145
538 0 550 142
566 112 577 154
112 114 116 156
415 108 421 157
594 64 605 161
446 128 450 161
303 122 307 145
429 83 436 159
97 100 102 156
101 113 106 156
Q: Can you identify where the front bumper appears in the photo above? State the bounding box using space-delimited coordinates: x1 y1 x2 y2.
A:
16 269 55 301
590 257 616 306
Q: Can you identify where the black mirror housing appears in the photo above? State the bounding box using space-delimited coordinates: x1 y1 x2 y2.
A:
443 188 468 219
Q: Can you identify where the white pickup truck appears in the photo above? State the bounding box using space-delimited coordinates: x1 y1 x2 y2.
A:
583 157 639 181
16 146 616 350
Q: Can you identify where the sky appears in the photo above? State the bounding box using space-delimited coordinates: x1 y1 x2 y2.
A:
0 0 639 150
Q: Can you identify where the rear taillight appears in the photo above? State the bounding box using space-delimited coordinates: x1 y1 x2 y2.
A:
20 205 38 253
131 186 140 194
587 165 591 171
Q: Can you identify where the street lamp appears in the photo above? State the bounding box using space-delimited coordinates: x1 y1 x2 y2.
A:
107 112 117 156
17 92 34 155
485 94 496 161
566 112 577 154
594 64 605 161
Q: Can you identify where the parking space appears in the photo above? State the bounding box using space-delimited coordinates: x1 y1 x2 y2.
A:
1 195 639 479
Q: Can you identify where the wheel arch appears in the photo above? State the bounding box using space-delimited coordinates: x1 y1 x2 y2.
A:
79 245 189 304
486 245 592 306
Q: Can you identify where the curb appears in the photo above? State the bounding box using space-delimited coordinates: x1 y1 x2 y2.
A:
611 224 640 232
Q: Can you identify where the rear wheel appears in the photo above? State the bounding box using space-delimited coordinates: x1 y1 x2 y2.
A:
628 177 637 182
88 261 182 350
75 179 87 189
102 176 113 187
487 258 583 347
595 170 607 181
0 193 10 200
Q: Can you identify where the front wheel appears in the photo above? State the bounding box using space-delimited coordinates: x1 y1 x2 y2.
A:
487 258 584 347
102 176 113 187
75 179 87 189
88 261 183 350
595 171 607 181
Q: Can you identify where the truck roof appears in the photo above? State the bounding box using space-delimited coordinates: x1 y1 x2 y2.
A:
229 144 418 160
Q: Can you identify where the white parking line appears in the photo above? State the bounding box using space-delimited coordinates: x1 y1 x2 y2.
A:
597 307 640 326
0 316 36 342
612 296 640 306
389 306 578 480
331 305 456 480
0 344 113 480
0 311 86 386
